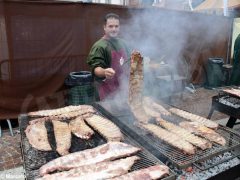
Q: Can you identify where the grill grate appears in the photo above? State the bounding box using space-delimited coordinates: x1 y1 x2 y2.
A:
19 111 176 180
94 102 240 169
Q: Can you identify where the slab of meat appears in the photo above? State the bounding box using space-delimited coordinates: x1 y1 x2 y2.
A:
52 120 71 156
143 96 171 116
85 114 123 142
169 107 219 129
129 50 144 108
39 142 141 176
25 121 52 151
29 110 94 125
28 105 95 117
69 116 94 140
39 156 140 180
111 165 169 180
131 106 151 124
141 123 195 155
223 88 240 97
156 118 212 150
179 121 226 146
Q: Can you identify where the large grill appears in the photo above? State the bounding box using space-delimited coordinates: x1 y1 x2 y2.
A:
93 102 240 170
19 110 176 180
208 87 240 128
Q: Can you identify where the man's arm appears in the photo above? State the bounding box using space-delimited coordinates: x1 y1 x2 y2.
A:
94 67 115 79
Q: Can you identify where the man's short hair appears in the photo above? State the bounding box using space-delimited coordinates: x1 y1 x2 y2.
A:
104 13 120 24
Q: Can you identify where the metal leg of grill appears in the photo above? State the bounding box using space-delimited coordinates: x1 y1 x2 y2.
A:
207 107 214 119
226 116 237 128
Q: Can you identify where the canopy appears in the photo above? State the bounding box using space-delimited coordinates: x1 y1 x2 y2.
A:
194 0 240 11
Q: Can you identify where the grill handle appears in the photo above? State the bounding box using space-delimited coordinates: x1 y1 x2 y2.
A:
193 151 240 171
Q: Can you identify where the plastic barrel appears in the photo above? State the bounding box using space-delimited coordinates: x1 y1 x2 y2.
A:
65 71 96 105
205 58 224 88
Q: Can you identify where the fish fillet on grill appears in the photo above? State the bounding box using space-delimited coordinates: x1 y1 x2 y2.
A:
179 121 226 146
52 120 71 156
25 121 52 151
39 156 140 180
85 114 123 142
141 123 195 155
156 118 212 150
39 142 141 176
111 165 169 180
169 107 219 129
28 105 95 117
143 96 171 116
69 116 94 140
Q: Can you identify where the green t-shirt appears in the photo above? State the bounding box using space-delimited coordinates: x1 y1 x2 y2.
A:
87 37 130 80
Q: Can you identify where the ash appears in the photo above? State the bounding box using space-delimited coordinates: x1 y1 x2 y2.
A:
219 97 240 108
174 152 240 180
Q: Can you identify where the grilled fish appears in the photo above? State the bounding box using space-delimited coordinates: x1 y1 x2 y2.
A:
25 121 52 151
156 118 212 150
69 116 94 140
169 107 219 129
39 142 141 176
179 121 226 146
141 123 195 155
85 114 123 142
39 156 140 180
52 120 71 156
111 165 169 180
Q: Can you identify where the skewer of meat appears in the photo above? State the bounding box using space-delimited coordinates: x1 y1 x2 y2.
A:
111 165 169 180
179 121 226 146
129 50 144 108
39 142 141 176
25 121 52 151
69 116 94 140
39 156 140 180
141 123 195 155
169 107 219 129
156 118 212 150
52 120 71 156
28 105 95 117
85 114 123 142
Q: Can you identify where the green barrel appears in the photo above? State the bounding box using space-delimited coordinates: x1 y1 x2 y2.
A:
205 58 224 88
65 71 97 105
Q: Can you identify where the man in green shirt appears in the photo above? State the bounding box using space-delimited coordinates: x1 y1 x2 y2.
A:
230 33 240 85
87 13 130 100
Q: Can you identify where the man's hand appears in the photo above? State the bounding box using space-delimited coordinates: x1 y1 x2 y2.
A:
104 68 115 79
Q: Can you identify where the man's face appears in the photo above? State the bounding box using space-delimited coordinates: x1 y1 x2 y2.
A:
104 18 120 38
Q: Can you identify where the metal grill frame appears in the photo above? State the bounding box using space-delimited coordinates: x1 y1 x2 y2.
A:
93 103 240 170
18 112 176 180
